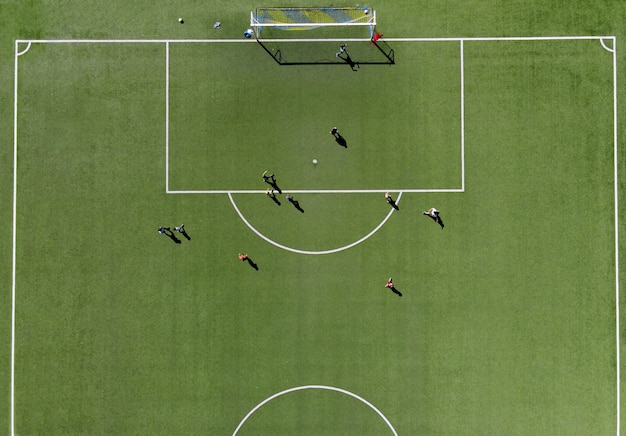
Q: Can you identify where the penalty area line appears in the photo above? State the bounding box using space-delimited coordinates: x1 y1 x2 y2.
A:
167 189 463 194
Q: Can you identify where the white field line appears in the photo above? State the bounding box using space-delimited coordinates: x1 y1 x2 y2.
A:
10 39 20 436
169 189 463 194
233 385 397 436
460 40 466 191
15 36 615 45
227 191 402 255
11 35 620 434
16 42 31 56
165 42 170 192
612 37 620 436
388 36 615 42
601 38 615 53
16 39 255 44
166 37 466 194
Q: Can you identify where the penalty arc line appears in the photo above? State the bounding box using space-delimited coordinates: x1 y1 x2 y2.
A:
232 385 398 435
227 192 402 255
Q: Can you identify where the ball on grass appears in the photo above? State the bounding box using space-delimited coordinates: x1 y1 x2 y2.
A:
178 18 184 24
312 159 318 165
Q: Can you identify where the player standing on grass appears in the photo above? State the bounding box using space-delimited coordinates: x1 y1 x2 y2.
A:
262 171 282 193
174 224 191 240
423 207 444 229
385 277 402 297
335 44 348 57
385 192 399 210
262 171 275 184
239 253 258 270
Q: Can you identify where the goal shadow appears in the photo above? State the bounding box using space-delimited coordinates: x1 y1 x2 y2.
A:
256 38 394 66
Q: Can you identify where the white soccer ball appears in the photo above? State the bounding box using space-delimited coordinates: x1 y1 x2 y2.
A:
312 159 318 165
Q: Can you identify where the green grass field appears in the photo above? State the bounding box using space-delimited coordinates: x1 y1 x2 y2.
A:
2 1 625 435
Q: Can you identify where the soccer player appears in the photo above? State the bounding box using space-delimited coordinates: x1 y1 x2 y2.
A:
286 195 304 213
385 192 399 210
335 44 347 57
423 208 445 229
239 253 258 270
262 171 275 184
385 277 402 297
174 224 190 240
266 188 280 205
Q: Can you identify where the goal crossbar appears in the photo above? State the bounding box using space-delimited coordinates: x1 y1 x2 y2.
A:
251 7 376 34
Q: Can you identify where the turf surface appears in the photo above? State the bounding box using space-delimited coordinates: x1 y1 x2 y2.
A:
1 1 625 435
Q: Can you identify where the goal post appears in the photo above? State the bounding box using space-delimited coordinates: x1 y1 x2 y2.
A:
251 7 376 35
250 7 394 66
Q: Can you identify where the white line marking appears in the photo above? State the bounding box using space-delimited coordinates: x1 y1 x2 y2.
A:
11 35 620 433
15 36 616 44
611 37 620 436
169 189 461 194
232 385 398 435
460 40 466 191
601 38 615 53
16 41 31 56
389 36 615 42
227 191 402 255
11 39 19 436
165 42 169 192
17 39 255 44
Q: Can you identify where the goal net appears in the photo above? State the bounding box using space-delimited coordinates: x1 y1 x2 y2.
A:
250 7 394 66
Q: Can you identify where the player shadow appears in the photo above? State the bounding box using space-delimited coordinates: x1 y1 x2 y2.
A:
268 181 282 194
256 42 393 66
180 228 191 240
339 53 359 71
426 215 445 229
167 232 181 244
335 135 348 148
245 257 259 270
387 199 399 211
290 200 304 213
388 286 402 297
266 191 281 206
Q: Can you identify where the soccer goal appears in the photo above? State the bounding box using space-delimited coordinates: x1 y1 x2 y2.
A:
250 7 394 66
